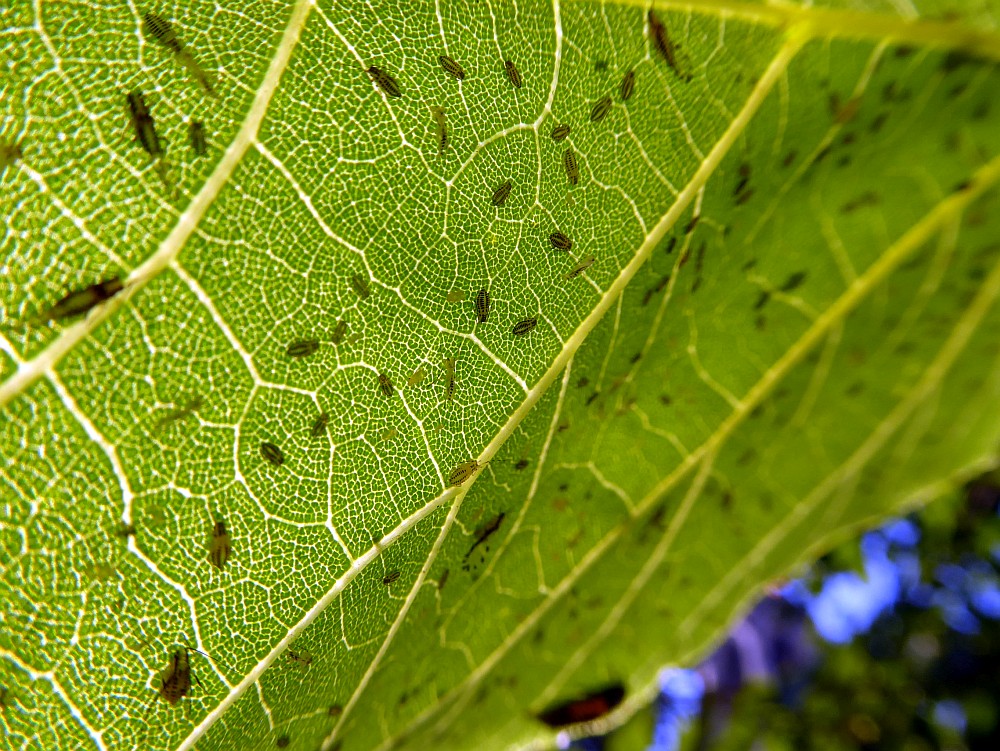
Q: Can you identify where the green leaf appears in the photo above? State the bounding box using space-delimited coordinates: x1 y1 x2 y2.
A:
2 1 999 750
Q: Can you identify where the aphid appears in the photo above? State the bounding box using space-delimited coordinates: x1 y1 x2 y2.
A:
189 120 206 156
367 66 401 98
378 373 395 397
443 357 457 400
537 683 626 728
447 289 466 303
382 428 398 442
620 69 635 101
330 320 348 344
512 317 537 336
563 147 579 185
594 59 608 72
208 520 231 569
286 649 313 667
549 232 573 251
589 96 612 122
550 123 571 141
142 11 182 53
448 459 480 487
565 255 595 279
475 288 490 323
126 91 163 158
311 412 329 437
116 523 137 538
648 10 689 81
430 105 448 154
491 178 513 207
350 273 370 299
328 704 343 717
286 339 320 358
276 736 290 748
504 59 522 89
36 277 124 323
383 570 401 585
439 55 465 80
260 441 284 467
1 140 23 174
155 647 209 707
407 366 427 387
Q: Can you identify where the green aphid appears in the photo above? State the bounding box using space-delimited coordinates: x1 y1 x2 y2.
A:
367 66 401 98
492 179 512 207
260 441 284 467
430 106 448 154
590 96 612 122
310 412 329 437
448 459 480 487
565 255 596 279
443 357 457 401
550 123 571 141
512 317 537 337
35 277 124 323
407 366 427 387
331 320 348 344
286 339 320 358
351 273 370 299
189 120 207 156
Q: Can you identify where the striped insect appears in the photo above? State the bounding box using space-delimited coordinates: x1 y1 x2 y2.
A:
378 373 395 397
127 91 163 158
620 69 635 101
310 412 329 437
563 147 579 185
286 339 319 358
351 273 370 299
142 11 182 53
512 317 537 336
383 570 401 585
443 358 457 401
549 232 572 251
590 96 612 122
35 277 124 323
565 255 595 279
430 106 448 154
504 59 522 89
260 441 284 467
331 320 348 344
475 288 490 323
492 178 513 207
448 459 480 487
152 646 211 708
439 55 465 80
189 120 206 156
367 66 401 98
648 10 689 81
550 123 571 141
207 521 231 570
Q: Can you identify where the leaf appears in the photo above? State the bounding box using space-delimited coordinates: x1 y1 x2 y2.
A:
1 1 998 750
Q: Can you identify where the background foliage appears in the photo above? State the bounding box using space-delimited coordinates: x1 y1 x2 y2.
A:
1 1 999 750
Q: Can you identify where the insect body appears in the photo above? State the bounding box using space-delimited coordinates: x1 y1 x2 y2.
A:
549 232 572 251
563 147 579 185
286 649 313 667
448 460 480 487
550 123 571 141
620 70 635 101
127 91 163 158
512 318 537 336
430 106 448 154
260 441 284 467
590 96 612 122
407 366 427 387
189 120 206 156
648 10 689 81
537 683 626 728
331 320 348 344
439 55 465 80
142 12 182 53
367 66 401 98
208 521 231 569
565 256 596 279
492 179 512 206
504 60 522 88
475 288 490 323
378 373 395 397
351 273 370 299
383 570 401 585
311 412 329 437
286 339 320 358
1 140 23 174
443 358 457 401
155 647 208 707
36 277 124 323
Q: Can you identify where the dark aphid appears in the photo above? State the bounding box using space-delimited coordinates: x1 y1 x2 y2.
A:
156 647 209 706
189 120 206 156
565 255 595 279
549 232 573 251
286 339 320 358
126 91 163 158
383 570 401 585
1 140 23 174
504 59 522 89
563 147 579 186
491 179 512 207
448 459 480 487
443 357 457 401
116 523 137 538
328 704 343 717
276 736 290 748
551 123 571 141
36 277 125 323
512 317 537 336
208 520 231 570
378 373 395 397
367 66 401 98
589 96 612 122
407 366 427 387
330 320 348 344
475 287 490 323
260 441 284 467
430 106 448 154
537 683 626 728
286 649 312 667
351 273 370 299
439 55 465 80
142 11 182 53
311 412 329 437
620 69 635 101
648 10 689 81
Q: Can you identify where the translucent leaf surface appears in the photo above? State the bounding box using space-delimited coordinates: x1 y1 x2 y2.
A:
2 1 999 750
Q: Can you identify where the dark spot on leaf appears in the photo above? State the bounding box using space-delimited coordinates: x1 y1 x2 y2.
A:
846 381 865 397
841 191 880 213
665 237 676 254
659 394 671 405
586 392 600 406
754 291 770 311
328 704 343 717
514 459 529 471
779 271 807 292
276 736 290 748
537 683 626 728
576 377 589 388
781 150 797 168
684 216 699 234
630 352 642 364
870 112 889 134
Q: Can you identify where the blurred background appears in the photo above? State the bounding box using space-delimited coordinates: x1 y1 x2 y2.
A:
571 469 1000 751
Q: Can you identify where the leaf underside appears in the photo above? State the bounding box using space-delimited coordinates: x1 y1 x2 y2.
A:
1 1 999 751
